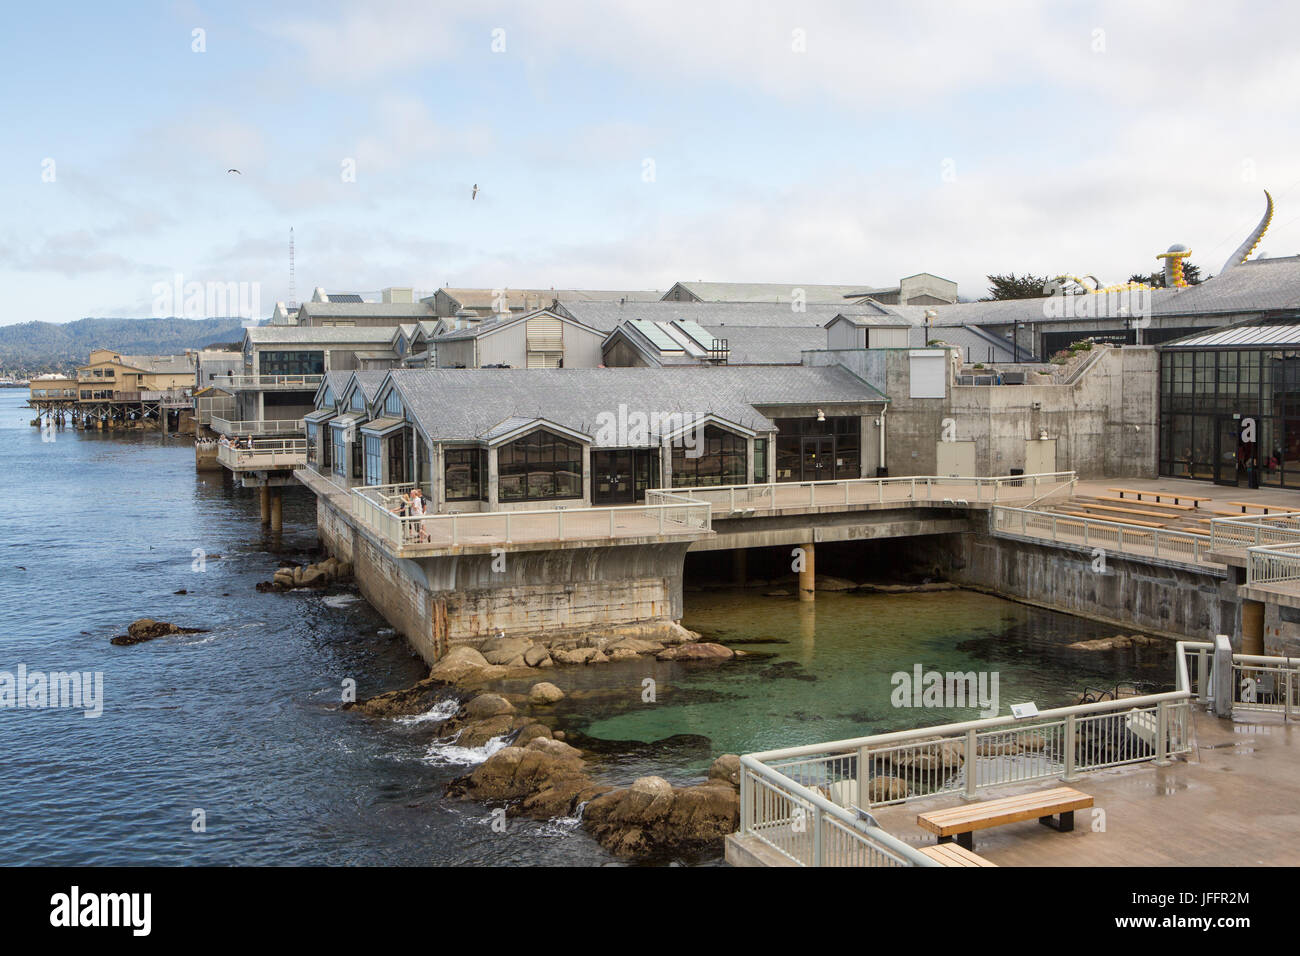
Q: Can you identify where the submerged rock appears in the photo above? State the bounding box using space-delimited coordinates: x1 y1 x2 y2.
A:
656 642 735 662
110 618 206 646
528 682 565 705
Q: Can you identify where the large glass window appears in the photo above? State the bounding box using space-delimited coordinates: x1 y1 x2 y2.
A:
306 423 318 465
259 351 324 375
331 427 347 478
499 430 583 501
444 447 485 501
753 438 768 483
772 416 862 482
364 435 383 486
672 425 746 487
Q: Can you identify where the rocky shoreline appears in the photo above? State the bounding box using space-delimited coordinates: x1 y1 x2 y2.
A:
348 628 746 860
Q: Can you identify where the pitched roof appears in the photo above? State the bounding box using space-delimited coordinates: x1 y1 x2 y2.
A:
556 300 853 332
438 288 660 310
385 365 880 446
665 281 879 304
296 301 434 320
243 326 403 345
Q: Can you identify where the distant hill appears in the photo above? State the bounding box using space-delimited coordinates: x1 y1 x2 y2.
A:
0 317 255 367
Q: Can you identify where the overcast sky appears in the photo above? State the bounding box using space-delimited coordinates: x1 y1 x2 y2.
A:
3 0 1299 325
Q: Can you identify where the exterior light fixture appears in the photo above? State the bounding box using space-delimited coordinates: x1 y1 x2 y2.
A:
816 409 826 422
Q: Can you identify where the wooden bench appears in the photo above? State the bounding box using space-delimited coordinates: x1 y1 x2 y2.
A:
1062 510 1165 529
1075 502 1175 522
1095 495 1193 511
1108 487 1212 507
917 842 998 867
917 786 1093 851
1226 501 1290 514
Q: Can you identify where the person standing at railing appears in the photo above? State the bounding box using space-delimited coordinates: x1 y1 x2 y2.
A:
409 487 430 542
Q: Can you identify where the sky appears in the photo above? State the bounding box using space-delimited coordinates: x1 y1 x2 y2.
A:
3 0 1300 325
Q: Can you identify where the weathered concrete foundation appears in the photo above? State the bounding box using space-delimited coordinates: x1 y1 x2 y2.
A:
316 492 692 663
903 533 1233 641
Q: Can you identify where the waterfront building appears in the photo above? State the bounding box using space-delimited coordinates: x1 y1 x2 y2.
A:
70 349 196 428
1156 317 1300 488
432 307 608 369
27 373 77 402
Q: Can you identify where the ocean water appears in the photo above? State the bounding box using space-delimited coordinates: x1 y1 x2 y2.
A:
0 391 1166 865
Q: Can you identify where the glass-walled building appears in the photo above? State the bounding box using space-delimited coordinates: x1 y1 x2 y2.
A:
1159 320 1300 488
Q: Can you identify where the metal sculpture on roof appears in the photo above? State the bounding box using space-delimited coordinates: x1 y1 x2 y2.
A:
1219 190 1273 275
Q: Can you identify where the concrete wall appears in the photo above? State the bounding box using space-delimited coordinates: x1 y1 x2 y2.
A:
316 491 693 662
905 532 1233 641
808 345 1157 478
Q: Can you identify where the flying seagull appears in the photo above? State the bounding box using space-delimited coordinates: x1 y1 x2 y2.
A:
227 168 241 175
472 183 478 200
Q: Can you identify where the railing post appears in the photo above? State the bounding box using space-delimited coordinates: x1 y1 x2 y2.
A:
1063 715 1077 781
1154 701 1170 766
809 483 815 507
557 509 564 539
505 512 512 544
964 728 977 798
450 513 458 545
910 477 916 500
739 769 751 836
878 480 884 504
659 507 665 534
1197 649 1209 702
812 803 823 867
610 508 616 538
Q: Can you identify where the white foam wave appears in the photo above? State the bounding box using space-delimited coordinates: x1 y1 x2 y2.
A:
423 732 510 767
320 594 360 608
393 698 459 726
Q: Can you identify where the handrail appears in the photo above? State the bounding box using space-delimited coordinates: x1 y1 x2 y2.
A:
737 639 1227 866
990 504 1221 569
1210 512 1300 552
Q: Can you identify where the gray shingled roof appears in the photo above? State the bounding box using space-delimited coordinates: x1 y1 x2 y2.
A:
666 281 879 304
386 366 880 446
297 301 434 319
893 256 1300 328
557 300 858 332
348 370 390 401
244 326 402 344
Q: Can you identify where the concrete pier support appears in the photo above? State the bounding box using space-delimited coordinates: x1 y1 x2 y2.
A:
732 548 747 586
1242 598 1265 656
798 541 815 602
270 488 283 532
260 486 271 525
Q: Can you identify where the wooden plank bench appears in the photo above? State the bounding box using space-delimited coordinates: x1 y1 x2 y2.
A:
917 786 1093 851
1062 510 1164 529
917 842 998 867
1108 487 1212 507
1095 495 1194 511
1226 501 1289 514
1076 502 1175 522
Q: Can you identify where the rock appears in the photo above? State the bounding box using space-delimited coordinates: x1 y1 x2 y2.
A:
523 645 552 667
480 636 534 665
350 677 447 718
816 575 858 591
462 693 515 720
298 566 328 588
429 645 491 684
657 642 734 662
528 682 565 705
1017 732 1048 752
606 647 639 662
551 646 601 665
272 569 295 587
708 754 741 789
868 776 909 802
292 566 304 585
587 650 609 664
605 637 664 656
111 618 206 646
525 737 583 759
514 723 554 747
446 745 591 817
173 589 187 595
661 622 699 645
582 778 739 858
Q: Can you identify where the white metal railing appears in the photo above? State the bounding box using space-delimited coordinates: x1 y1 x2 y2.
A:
210 416 305 437
350 484 713 552
217 438 308 470
992 505 1221 568
655 471 1077 516
1231 656 1300 717
1245 541 1300 588
222 374 324 390
1211 513 1300 553
739 641 1212 867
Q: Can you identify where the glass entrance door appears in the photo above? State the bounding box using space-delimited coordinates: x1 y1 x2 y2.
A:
592 450 635 504
801 437 833 482
1214 417 1244 487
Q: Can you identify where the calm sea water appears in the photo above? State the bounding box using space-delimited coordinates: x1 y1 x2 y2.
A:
0 391 1165 865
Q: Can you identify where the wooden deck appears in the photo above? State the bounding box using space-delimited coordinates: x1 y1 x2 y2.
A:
728 709 1300 866
869 710 1300 867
